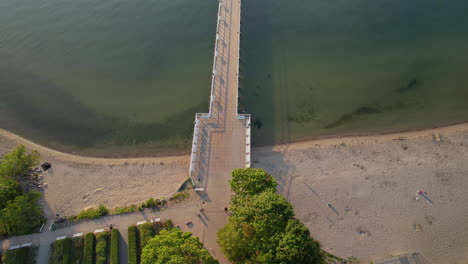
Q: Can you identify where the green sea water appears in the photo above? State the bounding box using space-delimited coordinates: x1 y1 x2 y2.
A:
0 0 217 156
0 0 467 156
241 0 468 145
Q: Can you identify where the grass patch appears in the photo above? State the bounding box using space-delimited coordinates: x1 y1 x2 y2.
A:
141 198 157 209
177 178 194 192
74 205 108 221
83 233 95 264
111 205 138 215
71 237 84 264
169 191 189 202
95 232 109 264
127 226 139 264
138 223 155 249
2 246 36 264
110 229 119 264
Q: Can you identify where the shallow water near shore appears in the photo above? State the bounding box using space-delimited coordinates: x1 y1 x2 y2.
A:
241 0 468 145
0 0 467 156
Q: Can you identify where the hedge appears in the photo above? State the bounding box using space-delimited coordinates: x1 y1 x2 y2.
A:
127 226 139 264
83 233 95 264
2 246 36 264
71 237 84 264
139 223 155 249
110 229 119 264
95 232 109 264
49 238 71 264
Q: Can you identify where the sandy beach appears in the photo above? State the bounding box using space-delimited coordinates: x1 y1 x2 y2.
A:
254 123 468 264
1 124 467 263
0 129 190 218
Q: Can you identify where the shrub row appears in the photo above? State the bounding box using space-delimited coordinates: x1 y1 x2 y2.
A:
127 226 139 264
71 237 84 264
83 233 95 264
49 237 72 264
110 229 119 264
139 223 155 249
2 246 36 264
95 232 109 264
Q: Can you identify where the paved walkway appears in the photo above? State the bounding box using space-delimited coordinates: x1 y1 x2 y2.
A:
1 0 246 263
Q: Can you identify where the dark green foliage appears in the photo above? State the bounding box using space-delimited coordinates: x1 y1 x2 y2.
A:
218 168 324 264
0 179 21 209
127 226 139 264
95 232 109 264
71 237 84 264
163 220 173 230
139 223 155 249
3 246 36 264
0 192 45 237
141 198 156 209
74 205 108 220
110 229 119 264
276 219 322 264
141 229 218 264
0 145 39 179
50 238 72 264
230 168 277 196
83 233 95 264
0 146 44 238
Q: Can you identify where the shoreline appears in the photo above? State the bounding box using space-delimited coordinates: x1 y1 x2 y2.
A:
1 122 467 163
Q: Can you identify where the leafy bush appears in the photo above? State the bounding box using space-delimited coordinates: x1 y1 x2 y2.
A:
75 205 108 220
0 191 45 237
3 246 36 264
163 220 173 230
0 146 44 238
111 205 138 215
141 229 218 264
71 237 84 264
95 232 109 264
110 229 119 264
169 191 189 202
0 145 39 180
139 223 155 249
83 233 95 264
141 198 156 209
127 226 139 264
230 168 277 196
0 178 21 210
218 168 324 264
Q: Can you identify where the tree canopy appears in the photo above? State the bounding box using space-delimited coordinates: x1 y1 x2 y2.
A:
0 191 44 236
0 145 44 237
218 168 323 264
230 168 277 196
141 229 218 264
0 145 39 179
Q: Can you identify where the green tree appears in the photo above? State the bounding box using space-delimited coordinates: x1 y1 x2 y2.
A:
218 168 324 264
0 192 44 236
276 219 323 264
226 191 294 263
141 229 218 264
230 168 277 196
217 224 251 264
0 145 39 179
0 179 21 209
